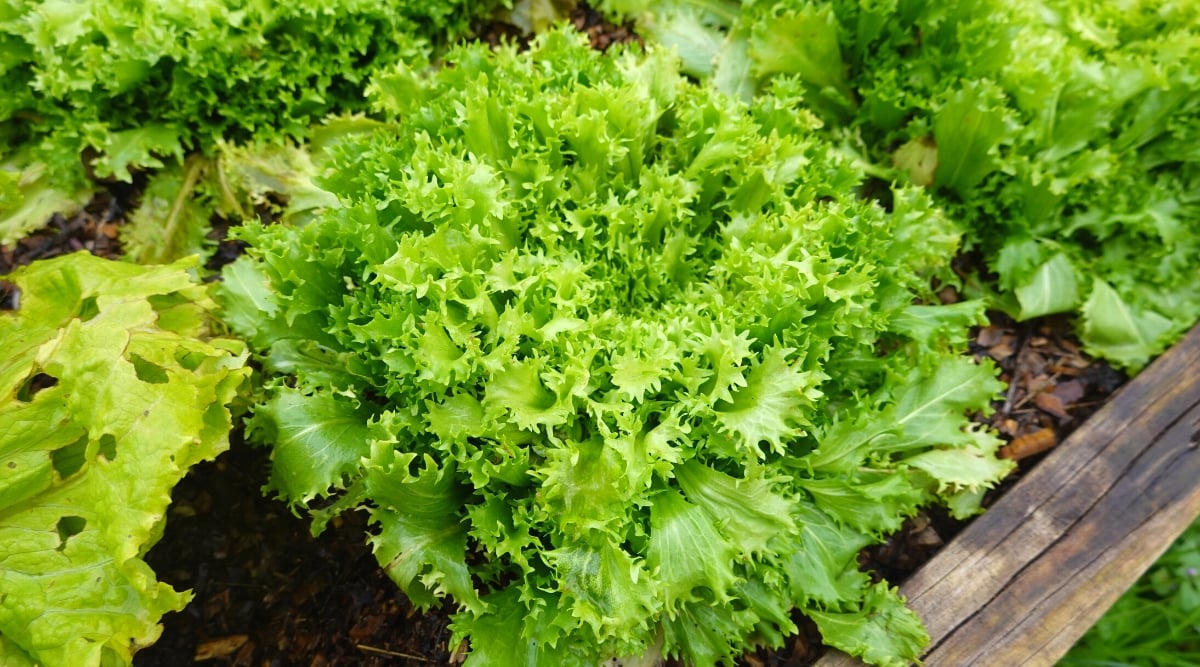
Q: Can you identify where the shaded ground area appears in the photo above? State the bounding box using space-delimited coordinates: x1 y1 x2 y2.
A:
137 438 825 666
138 437 457 667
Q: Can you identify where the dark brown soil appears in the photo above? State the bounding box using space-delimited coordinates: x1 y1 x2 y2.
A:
138 437 457 667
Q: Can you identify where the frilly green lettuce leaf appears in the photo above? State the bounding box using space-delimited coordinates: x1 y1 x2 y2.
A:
609 1 1200 368
1 0 507 194
88 124 185 182
713 344 823 458
807 582 930 667
660 597 761 666
674 461 796 555
804 355 1009 480
600 0 736 79
0 252 247 667
746 3 855 119
797 471 929 536
543 538 657 638
246 387 373 508
778 501 873 606
364 447 483 615
646 487 742 609
223 28 1008 666
451 588 600 667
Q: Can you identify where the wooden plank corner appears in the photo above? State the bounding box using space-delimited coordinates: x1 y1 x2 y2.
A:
816 322 1200 667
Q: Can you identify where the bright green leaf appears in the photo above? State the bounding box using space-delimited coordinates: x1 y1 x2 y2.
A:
1014 253 1079 320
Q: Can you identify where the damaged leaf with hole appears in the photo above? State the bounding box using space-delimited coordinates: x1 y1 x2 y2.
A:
0 252 248 667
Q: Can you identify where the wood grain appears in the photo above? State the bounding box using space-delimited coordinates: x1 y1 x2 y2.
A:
816 323 1200 667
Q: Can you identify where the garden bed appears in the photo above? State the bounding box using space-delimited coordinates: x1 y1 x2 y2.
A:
1 197 1145 667
3 3 1196 666
134 319 1189 667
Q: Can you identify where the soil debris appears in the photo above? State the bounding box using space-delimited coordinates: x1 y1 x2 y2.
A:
971 313 1127 463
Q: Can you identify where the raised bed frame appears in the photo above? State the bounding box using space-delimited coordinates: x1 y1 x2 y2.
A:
817 323 1200 666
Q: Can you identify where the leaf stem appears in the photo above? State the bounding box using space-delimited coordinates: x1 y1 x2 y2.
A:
158 155 207 263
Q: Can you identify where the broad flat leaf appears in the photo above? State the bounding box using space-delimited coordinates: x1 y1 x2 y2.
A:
806 357 1004 473
216 141 341 225
712 21 754 101
0 253 246 667
778 501 873 605
660 597 758 667
797 472 928 536
933 80 1014 195
645 487 741 608
544 538 657 639
888 357 1005 455
674 461 795 555
505 0 578 34
1014 253 1079 320
626 4 728 79
484 358 572 429
892 136 938 187
364 448 482 614
1081 279 1173 370
748 3 854 115
537 438 636 539
215 259 287 348
889 301 988 351
905 435 1014 492
0 396 83 513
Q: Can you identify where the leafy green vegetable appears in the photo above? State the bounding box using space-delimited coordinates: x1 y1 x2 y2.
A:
220 29 1009 666
0 0 513 242
504 0 579 33
0 149 92 247
120 117 374 265
0 253 248 667
121 158 214 264
601 0 1200 369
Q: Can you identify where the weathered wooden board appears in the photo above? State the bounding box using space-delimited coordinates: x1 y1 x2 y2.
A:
816 323 1200 667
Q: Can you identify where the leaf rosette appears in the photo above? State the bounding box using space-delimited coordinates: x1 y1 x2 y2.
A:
221 29 1009 666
